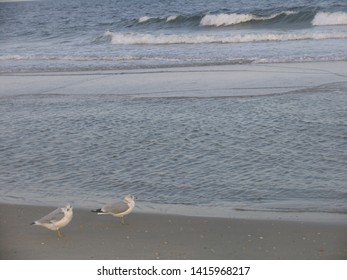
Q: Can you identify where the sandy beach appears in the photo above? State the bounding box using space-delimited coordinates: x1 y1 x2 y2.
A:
0 203 346 260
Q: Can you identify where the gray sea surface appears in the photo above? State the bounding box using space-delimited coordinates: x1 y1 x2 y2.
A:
1 0 347 215
1 81 347 214
1 0 347 72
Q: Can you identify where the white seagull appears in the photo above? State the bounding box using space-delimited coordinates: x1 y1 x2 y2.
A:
92 195 136 225
31 205 73 238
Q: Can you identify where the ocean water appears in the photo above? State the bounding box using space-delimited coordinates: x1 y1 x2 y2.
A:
1 0 347 72
1 0 347 215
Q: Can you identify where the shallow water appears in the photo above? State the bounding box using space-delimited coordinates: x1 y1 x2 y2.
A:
1 81 346 213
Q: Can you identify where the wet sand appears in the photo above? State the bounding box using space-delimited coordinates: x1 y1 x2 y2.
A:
1 61 347 98
0 203 346 260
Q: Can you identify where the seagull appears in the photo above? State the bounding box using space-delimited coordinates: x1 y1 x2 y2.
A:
92 195 136 225
31 205 73 238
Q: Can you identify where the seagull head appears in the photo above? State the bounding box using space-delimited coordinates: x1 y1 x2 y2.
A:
124 195 136 203
62 204 73 213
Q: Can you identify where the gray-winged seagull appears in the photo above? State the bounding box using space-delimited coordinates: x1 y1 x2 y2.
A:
31 205 73 238
92 194 136 224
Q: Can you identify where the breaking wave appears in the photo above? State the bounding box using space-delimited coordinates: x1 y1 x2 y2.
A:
200 11 297 26
139 15 178 23
312 12 347 26
104 31 347 45
136 11 347 28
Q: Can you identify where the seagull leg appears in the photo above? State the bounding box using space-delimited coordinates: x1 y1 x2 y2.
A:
120 216 125 225
57 229 62 239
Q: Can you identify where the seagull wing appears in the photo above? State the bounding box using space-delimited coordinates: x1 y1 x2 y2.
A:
36 208 65 224
102 201 129 214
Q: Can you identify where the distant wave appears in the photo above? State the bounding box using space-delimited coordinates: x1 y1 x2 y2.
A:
136 11 347 28
136 11 298 27
138 15 178 23
104 31 347 45
200 11 297 26
312 12 347 26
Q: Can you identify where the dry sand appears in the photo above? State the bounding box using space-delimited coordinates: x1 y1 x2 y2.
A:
1 203 346 260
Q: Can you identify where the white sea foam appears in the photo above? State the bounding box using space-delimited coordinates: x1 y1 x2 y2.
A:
312 12 347 26
104 31 347 45
166 15 177 22
0 54 24 60
200 13 255 26
138 15 178 23
138 16 152 23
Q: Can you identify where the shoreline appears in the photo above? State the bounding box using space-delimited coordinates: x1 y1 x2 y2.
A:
1 198 347 223
1 59 347 75
1 203 346 260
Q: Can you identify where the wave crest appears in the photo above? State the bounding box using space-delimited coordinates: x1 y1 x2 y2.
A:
138 15 178 23
138 16 152 23
201 13 272 26
137 11 347 28
312 12 347 26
